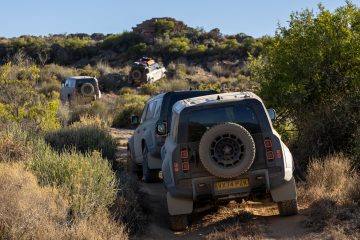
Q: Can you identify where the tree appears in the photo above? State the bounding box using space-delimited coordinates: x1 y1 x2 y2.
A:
250 3 360 162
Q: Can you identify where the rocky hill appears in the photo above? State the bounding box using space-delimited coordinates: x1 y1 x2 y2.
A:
0 17 267 70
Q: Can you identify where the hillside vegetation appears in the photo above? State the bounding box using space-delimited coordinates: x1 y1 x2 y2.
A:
0 2 359 239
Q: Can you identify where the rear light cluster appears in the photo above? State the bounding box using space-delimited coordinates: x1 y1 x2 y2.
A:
174 148 190 173
264 137 274 161
264 137 282 161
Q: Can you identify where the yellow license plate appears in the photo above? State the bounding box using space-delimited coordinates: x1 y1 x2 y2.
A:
215 179 249 190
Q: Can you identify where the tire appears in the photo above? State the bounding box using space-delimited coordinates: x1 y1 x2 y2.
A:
80 83 95 96
131 70 142 80
142 146 159 183
198 122 256 179
127 149 142 180
169 214 188 231
278 199 299 216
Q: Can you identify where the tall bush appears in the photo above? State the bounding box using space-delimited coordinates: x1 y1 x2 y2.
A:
250 3 360 162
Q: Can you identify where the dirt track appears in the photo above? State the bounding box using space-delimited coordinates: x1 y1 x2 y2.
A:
110 128 310 240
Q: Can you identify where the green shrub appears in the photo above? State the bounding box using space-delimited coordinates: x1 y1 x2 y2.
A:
174 63 187 79
168 37 190 54
45 124 117 163
139 83 159 95
157 79 190 92
119 87 137 95
78 64 100 77
68 100 111 125
95 61 116 75
29 146 117 218
112 94 149 128
155 19 175 34
0 63 61 131
40 64 76 82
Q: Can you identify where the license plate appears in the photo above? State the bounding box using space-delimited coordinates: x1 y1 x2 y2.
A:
215 179 249 190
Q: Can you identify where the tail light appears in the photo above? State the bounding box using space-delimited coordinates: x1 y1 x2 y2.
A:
182 162 190 171
180 148 190 172
264 137 274 161
264 138 282 161
156 121 167 136
180 148 189 160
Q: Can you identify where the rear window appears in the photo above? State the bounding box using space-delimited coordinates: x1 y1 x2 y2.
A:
187 103 261 142
76 78 96 87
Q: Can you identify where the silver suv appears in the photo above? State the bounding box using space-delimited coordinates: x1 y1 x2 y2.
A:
127 90 216 182
60 76 101 103
162 92 298 231
129 57 167 86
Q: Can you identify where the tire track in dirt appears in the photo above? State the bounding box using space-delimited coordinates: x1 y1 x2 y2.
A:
110 128 310 240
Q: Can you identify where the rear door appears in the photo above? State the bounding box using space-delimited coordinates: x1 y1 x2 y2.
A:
133 99 159 163
60 79 75 100
133 103 149 163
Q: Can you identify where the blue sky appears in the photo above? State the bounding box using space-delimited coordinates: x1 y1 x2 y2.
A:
1 0 356 38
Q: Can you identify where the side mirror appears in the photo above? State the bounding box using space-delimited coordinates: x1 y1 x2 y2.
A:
156 122 167 136
131 115 140 126
267 109 276 121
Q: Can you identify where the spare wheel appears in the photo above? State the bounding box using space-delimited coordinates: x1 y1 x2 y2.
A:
131 70 142 80
198 122 255 179
81 83 95 96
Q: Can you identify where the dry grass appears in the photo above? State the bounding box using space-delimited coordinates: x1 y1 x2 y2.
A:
69 210 128 240
111 172 148 234
298 154 359 205
298 154 360 239
0 163 128 240
0 136 31 162
0 163 67 239
0 125 31 162
200 202 264 240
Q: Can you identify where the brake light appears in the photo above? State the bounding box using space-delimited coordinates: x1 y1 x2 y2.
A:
180 148 189 160
264 138 274 161
264 139 272 148
276 149 282 159
180 148 190 172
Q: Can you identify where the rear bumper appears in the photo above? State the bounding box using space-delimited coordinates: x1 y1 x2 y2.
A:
169 169 272 200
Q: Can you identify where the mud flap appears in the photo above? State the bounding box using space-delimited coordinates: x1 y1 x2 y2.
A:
167 192 193 216
270 177 297 202
147 153 162 169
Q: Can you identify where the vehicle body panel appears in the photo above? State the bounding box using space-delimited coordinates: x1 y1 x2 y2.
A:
162 92 296 215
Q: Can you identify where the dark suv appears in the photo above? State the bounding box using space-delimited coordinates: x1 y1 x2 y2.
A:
127 90 216 182
162 92 298 231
